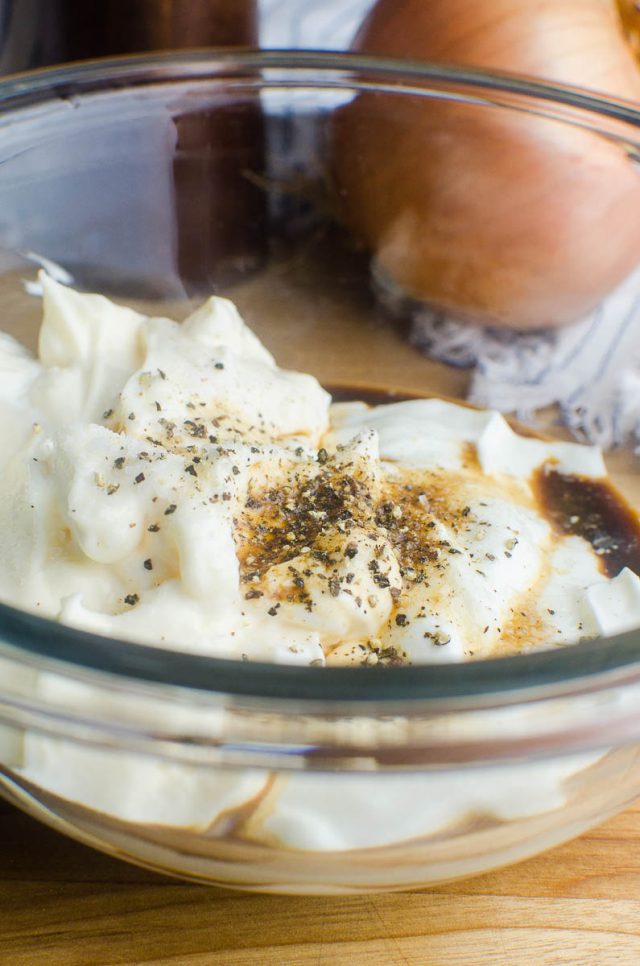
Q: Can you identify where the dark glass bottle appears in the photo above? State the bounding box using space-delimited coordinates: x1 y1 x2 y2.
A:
0 0 264 295
0 0 258 72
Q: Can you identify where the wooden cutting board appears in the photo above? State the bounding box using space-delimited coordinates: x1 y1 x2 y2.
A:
2 796 640 966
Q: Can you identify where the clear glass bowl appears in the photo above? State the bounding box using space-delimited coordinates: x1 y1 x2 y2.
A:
1 51 640 893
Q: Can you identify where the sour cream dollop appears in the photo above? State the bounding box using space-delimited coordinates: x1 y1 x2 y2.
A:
0 273 639 666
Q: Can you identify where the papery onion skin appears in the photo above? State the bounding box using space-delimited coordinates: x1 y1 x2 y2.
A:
332 0 640 330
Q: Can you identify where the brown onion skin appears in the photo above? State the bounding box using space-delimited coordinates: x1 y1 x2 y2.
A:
332 0 640 329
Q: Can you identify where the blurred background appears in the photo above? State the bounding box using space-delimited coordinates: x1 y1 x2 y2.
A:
4 0 367 72
0 0 636 73
0 0 639 447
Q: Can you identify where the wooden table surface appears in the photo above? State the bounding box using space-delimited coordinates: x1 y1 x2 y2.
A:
2 796 640 966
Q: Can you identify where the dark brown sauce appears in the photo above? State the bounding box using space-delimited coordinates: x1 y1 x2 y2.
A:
534 469 640 579
329 383 640 580
327 384 425 406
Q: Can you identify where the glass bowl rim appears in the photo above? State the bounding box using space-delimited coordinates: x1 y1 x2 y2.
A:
0 47 639 126
1 48 640 706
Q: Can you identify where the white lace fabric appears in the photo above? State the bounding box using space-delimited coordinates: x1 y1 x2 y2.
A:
410 268 640 449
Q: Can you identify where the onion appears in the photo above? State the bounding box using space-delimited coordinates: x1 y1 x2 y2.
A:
332 0 640 329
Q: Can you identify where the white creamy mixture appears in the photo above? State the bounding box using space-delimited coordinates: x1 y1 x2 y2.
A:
0 273 639 665
1 276 639 853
